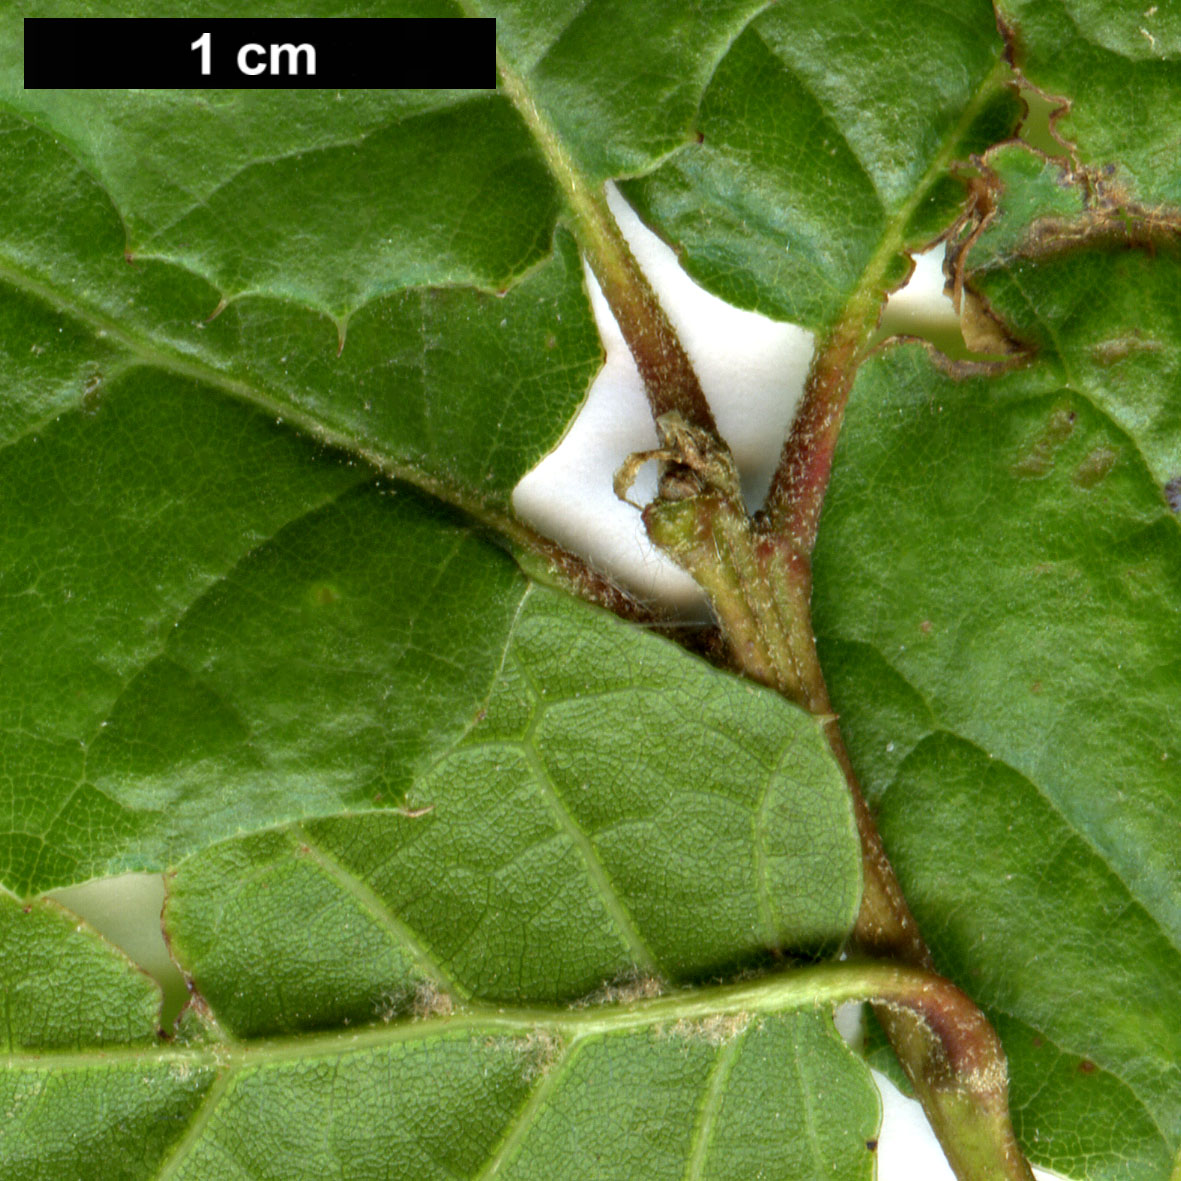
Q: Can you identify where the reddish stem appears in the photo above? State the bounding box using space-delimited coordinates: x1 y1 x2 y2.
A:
762 311 866 549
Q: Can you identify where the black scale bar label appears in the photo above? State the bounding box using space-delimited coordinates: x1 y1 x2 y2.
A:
24 18 495 89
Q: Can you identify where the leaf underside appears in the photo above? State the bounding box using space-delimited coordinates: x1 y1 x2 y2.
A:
814 161 1181 1177
2 0 1179 1178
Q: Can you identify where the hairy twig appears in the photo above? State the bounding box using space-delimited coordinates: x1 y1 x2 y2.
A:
498 44 1033 1181
642 406 1032 1181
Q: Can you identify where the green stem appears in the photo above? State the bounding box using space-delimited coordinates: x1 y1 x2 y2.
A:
762 53 1014 545
645 482 821 710
762 305 872 553
494 39 1031 1181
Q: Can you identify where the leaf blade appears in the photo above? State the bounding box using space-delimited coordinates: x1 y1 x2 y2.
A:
2 892 883 1181
814 302 1181 1175
622 0 1020 329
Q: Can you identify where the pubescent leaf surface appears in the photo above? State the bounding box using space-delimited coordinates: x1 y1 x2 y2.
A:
2 888 879 1181
164 579 863 1026
813 200 1181 1176
2 598 870 1177
1 539 872 1175
0 6 879 1172
0 103 601 511
4 1 1181 1178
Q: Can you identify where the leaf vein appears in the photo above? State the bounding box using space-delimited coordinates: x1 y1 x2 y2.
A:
291 825 472 1004
513 652 662 976
471 1037 581 1180
900 726 1180 952
683 1028 747 1180
150 1065 232 1181
137 92 496 249
988 1007 1175 1152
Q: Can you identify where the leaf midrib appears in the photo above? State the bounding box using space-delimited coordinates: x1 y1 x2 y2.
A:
836 51 1014 334
1 960 896 1075
6 962 899 1180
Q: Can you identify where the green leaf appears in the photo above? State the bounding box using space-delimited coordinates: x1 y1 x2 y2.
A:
1 409 863 935
2 594 870 1176
2 886 881 1179
0 103 601 511
623 0 1022 329
0 440 520 890
995 0 1181 208
813 272 1181 1176
960 142 1181 489
162 580 863 1025
9 88 560 313
486 0 772 183
0 7 881 1174
0 0 776 511
2 482 872 1177
0 897 217 1180
1 157 867 1161
6 0 1181 1176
